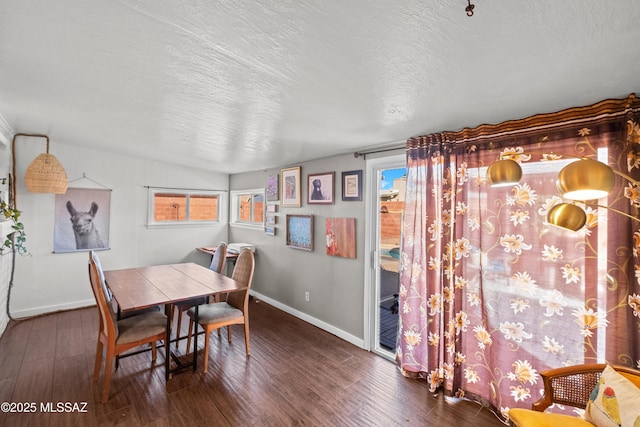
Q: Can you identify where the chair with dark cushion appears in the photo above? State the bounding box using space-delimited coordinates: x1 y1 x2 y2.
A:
88 251 167 403
186 248 255 373
173 242 227 348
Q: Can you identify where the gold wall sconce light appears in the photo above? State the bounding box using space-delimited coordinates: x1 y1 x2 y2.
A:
486 155 628 201
546 202 587 232
555 158 616 200
486 159 522 187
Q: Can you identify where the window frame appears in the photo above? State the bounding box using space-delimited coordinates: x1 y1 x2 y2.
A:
146 187 227 228
230 188 265 230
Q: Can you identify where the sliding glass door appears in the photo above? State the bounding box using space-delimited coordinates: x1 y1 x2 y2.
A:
365 154 405 360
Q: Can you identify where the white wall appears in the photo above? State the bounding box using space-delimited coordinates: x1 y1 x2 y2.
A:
0 131 12 334
9 137 228 318
230 154 368 346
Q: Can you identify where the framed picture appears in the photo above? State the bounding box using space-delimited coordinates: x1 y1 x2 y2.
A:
266 174 279 202
342 170 363 201
265 226 276 236
266 204 277 213
286 214 313 251
54 188 111 253
281 166 301 207
266 214 277 225
307 172 334 204
326 218 356 258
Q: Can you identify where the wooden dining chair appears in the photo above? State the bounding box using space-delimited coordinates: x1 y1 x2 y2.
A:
88 251 168 403
186 248 255 373
172 242 227 348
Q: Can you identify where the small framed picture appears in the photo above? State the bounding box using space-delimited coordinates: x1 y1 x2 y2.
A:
266 214 277 225
286 214 314 251
266 174 279 202
307 172 334 204
281 166 301 207
265 226 276 236
342 170 363 201
266 204 277 213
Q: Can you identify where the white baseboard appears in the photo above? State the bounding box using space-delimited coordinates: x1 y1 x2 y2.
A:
10 292 366 352
11 299 95 319
250 290 365 349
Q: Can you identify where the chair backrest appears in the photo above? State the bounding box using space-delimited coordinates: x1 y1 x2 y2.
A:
88 250 118 339
209 242 227 274
228 249 255 312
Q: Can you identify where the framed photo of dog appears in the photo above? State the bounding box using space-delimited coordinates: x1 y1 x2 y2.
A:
307 172 334 204
54 188 111 253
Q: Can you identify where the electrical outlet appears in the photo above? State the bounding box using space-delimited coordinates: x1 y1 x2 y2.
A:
305 291 310 301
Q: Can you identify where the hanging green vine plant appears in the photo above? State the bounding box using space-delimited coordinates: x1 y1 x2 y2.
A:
0 198 26 255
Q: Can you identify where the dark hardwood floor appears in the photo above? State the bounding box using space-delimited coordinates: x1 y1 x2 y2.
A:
0 299 506 426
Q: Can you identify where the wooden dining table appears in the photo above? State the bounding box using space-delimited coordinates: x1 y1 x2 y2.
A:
103 262 247 380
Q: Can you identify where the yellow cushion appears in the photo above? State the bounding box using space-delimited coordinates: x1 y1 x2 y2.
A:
585 365 640 427
619 371 640 389
509 408 594 427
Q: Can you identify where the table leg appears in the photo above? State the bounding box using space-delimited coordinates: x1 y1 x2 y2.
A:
165 304 172 381
164 301 200 379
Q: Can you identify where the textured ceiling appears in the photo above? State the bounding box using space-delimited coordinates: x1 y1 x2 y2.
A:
0 1 639 174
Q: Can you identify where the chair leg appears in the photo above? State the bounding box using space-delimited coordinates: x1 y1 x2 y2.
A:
186 318 194 354
151 341 157 362
227 325 232 344
244 322 250 356
102 346 116 403
203 326 211 374
93 338 103 382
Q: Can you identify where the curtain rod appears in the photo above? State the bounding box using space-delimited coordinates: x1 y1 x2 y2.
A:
354 145 405 158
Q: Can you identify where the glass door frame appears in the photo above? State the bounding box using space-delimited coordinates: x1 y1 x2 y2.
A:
364 153 405 361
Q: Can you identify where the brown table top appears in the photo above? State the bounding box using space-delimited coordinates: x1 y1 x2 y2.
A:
196 246 239 258
104 262 246 312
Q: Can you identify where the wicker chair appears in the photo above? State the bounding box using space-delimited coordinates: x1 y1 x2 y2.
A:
510 364 640 427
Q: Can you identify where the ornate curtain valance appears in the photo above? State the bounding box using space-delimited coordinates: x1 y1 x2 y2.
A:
442 93 640 144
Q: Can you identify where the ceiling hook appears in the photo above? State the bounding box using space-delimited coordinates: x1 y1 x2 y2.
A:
465 0 475 16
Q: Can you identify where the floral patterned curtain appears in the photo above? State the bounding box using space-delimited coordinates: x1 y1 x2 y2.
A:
397 95 640 422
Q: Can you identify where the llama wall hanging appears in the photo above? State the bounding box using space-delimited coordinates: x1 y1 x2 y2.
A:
53 185 111 253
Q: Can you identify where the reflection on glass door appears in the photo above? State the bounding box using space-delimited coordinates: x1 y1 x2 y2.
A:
376 166 405 356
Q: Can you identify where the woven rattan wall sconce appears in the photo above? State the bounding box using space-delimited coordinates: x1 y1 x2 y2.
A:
12 133 68 199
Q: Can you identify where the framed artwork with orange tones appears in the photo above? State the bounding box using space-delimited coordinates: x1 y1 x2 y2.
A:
325 217 356 258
